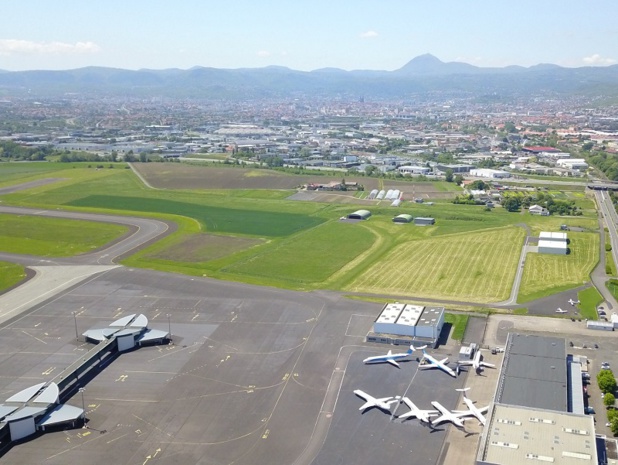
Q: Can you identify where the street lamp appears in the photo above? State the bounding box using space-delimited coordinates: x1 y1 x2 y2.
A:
167 314 172 343
79 387 86 428
72 311 78 340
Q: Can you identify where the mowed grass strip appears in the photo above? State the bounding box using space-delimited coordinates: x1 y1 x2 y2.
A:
0 261 26 292
67 195 324 237
0 215 128 256
223 221 375 285
518 232 599 303
347 226 523 303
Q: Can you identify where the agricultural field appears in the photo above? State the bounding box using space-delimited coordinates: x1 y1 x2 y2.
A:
0 214 128 256
346 226 524 303
132 163 460 200
518 232 599 302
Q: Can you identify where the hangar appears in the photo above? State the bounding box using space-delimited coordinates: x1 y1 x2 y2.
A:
347 209 371 220
414 217 435 226
368 303 444 346
538 231 567 255
392 213 413 223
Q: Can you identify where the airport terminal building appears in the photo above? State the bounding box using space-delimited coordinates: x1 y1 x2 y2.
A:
476 333 598 465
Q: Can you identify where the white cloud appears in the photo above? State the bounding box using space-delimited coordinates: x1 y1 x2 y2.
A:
0 39 100 55
256 50 271 57
360 30 378 39
582 53 617 66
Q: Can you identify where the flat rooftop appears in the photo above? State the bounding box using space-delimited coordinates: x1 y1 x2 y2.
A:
495 333 567 412
478 403 597 465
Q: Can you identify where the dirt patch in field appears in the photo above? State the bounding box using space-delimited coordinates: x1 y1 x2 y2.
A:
149 234 264 262
133 163 456 199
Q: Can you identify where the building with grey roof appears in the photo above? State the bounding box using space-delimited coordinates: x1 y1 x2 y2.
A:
476 404 597 465
494 333 567 412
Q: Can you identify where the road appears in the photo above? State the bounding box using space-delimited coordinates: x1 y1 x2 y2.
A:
592 191 618 311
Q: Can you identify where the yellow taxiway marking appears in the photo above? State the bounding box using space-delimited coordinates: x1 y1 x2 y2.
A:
115 374 128 382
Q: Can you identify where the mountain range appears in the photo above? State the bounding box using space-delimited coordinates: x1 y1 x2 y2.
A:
0 54 617 100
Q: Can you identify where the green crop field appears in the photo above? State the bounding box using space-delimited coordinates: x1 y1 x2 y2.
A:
0 215 128 256
518 232 599 302
68 195 325 237
0 261 26 292
346 226 524 303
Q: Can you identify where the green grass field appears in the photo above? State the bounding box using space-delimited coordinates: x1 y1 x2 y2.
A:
347 226 524 302
444 313 470 340
0 261 26 292
518 232 599 302
0 162 603 304
0 215 128 256
577 287 602 320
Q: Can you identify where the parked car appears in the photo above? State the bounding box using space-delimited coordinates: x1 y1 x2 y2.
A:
586 407 596 414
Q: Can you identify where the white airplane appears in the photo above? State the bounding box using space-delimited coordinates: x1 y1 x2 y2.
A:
454 388 489 426
430 401 467 428
419 347 457 378
363 345 415 368
396 397 437 423
457 350 495 373
353 389 400 412
568 298 580 306
556 308 568 314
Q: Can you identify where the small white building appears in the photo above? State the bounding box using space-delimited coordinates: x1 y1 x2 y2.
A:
529 204 549 216
556 158 588 170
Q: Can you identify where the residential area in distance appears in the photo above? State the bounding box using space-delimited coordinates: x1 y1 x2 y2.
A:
2 83 618 465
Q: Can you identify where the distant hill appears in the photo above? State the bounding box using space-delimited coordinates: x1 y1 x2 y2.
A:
0 55 617 100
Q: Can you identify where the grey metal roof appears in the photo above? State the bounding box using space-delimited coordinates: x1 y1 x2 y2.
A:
5 406 47 422
37 404 83 427
0 405 18 420
496 333 567 412
5 382 45 403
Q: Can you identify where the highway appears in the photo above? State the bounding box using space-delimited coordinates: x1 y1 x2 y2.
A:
592 191 618 311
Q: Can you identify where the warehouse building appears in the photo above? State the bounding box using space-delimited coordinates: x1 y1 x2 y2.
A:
538 231 568 255
368 303 444 347
476 333 598 465
392 213 413 223
347 209 371 220
470 168 511 179
414 217 435 226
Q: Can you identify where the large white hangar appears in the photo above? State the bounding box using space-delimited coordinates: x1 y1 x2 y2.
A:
538 231 568 255
367 303 444 347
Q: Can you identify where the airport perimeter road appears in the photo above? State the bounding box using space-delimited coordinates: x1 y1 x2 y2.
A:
593 191 618 310
0 205 172 265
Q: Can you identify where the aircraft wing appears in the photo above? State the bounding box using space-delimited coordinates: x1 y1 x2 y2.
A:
387 359 400 368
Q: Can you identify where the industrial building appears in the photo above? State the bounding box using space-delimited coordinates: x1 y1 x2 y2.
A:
538 231 568 255
476 333 598 465
470 168 511 179
347 209 371 220
392 213 413 223
367 303 444 347
414 217 435 226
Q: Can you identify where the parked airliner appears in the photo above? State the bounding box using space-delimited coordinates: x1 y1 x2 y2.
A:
430 401 467 428
457 350 495 373
419 347 457 377
454 388 489 426
354 389 400 412
363 345 415 368
396 397 437 423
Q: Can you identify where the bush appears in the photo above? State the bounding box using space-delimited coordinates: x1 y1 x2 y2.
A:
607 243 613 252
605 393 616 408
598 369 617 395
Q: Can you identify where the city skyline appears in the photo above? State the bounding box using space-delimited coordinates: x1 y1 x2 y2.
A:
1 0 617 72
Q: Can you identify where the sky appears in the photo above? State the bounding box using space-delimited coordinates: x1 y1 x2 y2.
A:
1 1 617 72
